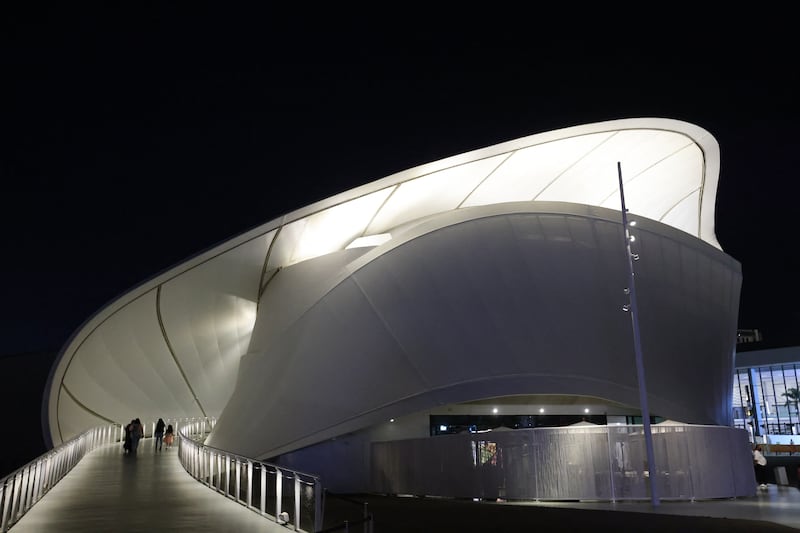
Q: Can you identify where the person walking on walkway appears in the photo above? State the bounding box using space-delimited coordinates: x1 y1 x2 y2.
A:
753 444 768 489
164 424 175 449
123 419 134 454
154 418 166 451
130 418 144 454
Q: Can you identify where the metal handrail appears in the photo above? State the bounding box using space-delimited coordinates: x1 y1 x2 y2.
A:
0 423 123 532
177 419 324 532
1 416 325 532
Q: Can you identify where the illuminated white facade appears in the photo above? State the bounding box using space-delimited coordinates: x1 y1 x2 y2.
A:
43 118 747 496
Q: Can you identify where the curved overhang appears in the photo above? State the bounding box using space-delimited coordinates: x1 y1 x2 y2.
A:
43 117 727 448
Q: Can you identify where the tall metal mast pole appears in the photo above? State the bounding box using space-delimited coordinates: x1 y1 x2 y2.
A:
618 161 660 507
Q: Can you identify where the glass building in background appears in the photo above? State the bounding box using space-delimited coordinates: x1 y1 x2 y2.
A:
734 345 800 442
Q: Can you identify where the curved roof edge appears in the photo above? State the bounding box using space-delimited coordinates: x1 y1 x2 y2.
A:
289 117 721 247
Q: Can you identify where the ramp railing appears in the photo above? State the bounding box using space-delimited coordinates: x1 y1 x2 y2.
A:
1 418 324 532
0 423 122 532
178 419 324 532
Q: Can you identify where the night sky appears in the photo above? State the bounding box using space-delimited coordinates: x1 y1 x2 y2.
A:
1 7 798 473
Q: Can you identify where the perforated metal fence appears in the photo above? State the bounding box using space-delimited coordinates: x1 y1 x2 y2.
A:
371 424 756 501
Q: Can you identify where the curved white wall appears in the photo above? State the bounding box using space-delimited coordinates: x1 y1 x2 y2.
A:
207 203 741 459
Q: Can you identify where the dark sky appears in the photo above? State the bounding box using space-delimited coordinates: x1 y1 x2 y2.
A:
1 7 798 361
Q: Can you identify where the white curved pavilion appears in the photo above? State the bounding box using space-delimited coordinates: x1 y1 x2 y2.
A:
43 117 745 495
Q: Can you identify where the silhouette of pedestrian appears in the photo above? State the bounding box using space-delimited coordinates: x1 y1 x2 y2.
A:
123 420 134 454
164 424 175 448
154 418 166 451
130 418 143 454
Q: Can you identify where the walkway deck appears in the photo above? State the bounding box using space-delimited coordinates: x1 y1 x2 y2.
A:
9 439 287 532
8 438 800 532
530 484 800 530
329 488 800 532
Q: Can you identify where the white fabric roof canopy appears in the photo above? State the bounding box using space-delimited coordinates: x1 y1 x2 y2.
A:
268 118 718 270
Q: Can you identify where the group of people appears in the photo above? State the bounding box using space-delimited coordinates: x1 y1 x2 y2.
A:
123 417 174 454
122 418 143 454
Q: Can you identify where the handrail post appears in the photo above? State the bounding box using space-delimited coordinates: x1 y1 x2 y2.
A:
315 480 324 533
275 468 283 522
225 455 230 496
260 464 266 515
1 480 9 533
246 460 253 509
235 458 241 501
207 451 213 489
294 475 301 531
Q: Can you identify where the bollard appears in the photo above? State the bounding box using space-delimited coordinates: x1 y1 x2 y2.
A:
774 466 789 486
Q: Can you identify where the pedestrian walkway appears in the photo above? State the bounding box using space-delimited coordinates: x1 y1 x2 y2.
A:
330 488 800 532
9 439 288 532
524 483 800 530
9 439 800 532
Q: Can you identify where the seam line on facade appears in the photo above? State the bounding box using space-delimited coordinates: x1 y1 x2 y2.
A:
258 226 283 303
458 152 512 209
156 285 207 417
63 384 118 425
